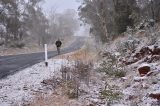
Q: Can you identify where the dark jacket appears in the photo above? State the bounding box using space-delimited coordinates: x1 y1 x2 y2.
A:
55 40 62 47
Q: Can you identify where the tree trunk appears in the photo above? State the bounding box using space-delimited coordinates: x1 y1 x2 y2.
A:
150 0 155 20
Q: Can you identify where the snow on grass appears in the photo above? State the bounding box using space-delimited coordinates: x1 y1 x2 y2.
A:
0 59 73 106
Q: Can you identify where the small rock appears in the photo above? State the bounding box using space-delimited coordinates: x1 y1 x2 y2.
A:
152 46 160 55
133 76 147 82
142 83 150 89
146 71 154 76
138 63 151 77
23 86 28 91
87 104 95 106
149 93 160 100
128 95 138 100
139 46 152 56
121 77 127 82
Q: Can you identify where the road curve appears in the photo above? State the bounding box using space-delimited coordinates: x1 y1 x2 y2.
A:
0 36 85 79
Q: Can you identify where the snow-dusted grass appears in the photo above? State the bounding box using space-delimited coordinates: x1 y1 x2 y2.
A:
0 59 73 106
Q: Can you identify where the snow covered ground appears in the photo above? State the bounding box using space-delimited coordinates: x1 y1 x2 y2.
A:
0 59 73 106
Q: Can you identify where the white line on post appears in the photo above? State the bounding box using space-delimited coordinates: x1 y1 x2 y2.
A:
44 44 48 67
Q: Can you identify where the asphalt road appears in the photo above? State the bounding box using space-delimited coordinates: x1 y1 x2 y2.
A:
0 36 85 79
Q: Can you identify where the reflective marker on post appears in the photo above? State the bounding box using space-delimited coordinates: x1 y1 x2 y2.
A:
45 44 48 67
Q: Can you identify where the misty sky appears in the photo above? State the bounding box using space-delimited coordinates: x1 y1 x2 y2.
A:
43 0 80 13
42 0 88 36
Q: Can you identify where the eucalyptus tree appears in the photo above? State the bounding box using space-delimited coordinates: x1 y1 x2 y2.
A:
78 0 139 42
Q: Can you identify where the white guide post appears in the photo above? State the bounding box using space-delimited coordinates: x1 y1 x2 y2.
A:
44 44 48 67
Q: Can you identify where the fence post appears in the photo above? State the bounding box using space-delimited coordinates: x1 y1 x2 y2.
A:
44 44 48 67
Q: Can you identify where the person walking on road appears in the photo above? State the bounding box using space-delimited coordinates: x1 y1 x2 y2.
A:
55 39 62 55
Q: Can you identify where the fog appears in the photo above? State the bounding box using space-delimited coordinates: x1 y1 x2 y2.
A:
0 0 88 49
43 0 87 37
43 0 80 13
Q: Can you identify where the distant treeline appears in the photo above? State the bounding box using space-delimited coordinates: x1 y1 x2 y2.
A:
0 0 79 48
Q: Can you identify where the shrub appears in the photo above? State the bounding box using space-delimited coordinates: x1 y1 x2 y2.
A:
0 40 4 46
100 89 122 101
9 41 25 48
98 53 126 78
65 80 79 99
61 61 92 99
147 32 159 46
16 42 25 48
116 35 140 56
114 70 126 78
